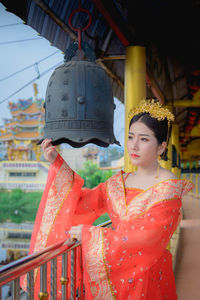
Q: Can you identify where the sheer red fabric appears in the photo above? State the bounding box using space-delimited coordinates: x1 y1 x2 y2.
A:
81 172 194 299
21 154 105 298
21 155 194 299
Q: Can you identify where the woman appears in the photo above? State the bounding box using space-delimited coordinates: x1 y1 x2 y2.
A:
23 100 193 299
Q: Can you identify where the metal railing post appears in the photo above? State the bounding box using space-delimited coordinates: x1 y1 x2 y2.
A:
70 248 77 300
38 263 48 300
61 252 68 300
51 258 57 300
13 277 20 300
27 270 34 299
79 246 83 299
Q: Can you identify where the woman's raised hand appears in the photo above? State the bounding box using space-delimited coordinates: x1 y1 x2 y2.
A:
41 138 58 164
68 225 84 243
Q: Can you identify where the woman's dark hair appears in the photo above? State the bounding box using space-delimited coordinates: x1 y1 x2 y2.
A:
129 112 172 160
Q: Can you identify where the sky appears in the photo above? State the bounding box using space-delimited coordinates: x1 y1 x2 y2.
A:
0 3 124 147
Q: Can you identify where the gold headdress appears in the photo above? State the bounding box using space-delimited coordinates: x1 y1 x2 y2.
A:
128 99 174 122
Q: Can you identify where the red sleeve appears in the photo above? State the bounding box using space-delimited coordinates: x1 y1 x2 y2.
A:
73 182 107 225
31 153 108 243
29 154 64 249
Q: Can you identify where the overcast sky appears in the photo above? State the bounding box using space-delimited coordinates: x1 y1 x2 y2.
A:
0 3 124 146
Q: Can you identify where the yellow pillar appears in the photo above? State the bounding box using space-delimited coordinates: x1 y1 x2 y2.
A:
195 173 199 195
195 161 199 195
159 104 173 172
171 124 180 178
189 161 193 183
182 161 187 179
32 142 42 161
178 156 181 178
168 137 172 171
160 135 172 171
124 46 146 173
178 155 181 179
177 129 181 179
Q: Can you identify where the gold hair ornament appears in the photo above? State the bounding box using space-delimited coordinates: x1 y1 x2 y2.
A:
128 99 175 123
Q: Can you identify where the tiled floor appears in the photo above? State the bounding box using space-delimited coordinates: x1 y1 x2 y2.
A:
175 194 200 300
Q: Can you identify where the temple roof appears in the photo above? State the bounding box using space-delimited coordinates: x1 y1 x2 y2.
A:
0 133 12 141
1 99 44 142
0 131 41 141
5 121 17 128
13 132 41 140
11 103 45 116
5 120 45 128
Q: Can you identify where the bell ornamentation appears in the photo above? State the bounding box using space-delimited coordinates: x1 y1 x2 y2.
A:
38 59 120 148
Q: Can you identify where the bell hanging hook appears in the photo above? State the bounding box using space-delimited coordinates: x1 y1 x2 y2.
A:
68 0 92 50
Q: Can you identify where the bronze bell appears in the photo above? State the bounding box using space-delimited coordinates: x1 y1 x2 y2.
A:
39 59 120 147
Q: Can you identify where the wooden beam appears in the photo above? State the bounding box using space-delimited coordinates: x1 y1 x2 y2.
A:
33 0 77 40
170 90 200 107
146 68 165 104
33 0 124 98
170 99 200 107
92 0 165 104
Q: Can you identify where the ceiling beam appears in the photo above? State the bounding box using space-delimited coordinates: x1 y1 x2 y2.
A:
92 0 165 104
33 0 77 39
32 0 124 96
91 0 134 46
146 69 165 104
169 100 200 107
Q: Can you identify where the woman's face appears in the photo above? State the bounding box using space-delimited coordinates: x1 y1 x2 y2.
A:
127 121 166 167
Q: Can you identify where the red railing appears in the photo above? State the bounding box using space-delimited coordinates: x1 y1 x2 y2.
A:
0 239 81 299
0 220 112 299
0 240 75 286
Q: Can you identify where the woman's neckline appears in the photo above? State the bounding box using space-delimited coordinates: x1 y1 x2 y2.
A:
122 171 187 192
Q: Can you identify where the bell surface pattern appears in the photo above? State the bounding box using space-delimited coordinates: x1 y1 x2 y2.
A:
41 60 120 147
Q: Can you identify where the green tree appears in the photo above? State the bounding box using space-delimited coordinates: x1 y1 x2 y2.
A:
77 160 113 188
77 161 112 225
0 189 42 223
109 147 123 161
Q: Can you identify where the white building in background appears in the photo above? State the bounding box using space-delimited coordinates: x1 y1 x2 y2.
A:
0 160 49 191
0 146 100 191
60 146 100 172
0 95 49 191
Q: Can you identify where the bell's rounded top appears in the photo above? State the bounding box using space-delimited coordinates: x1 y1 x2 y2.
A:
38 60 120 147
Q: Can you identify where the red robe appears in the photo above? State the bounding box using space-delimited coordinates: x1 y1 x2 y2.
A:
21 154 194 299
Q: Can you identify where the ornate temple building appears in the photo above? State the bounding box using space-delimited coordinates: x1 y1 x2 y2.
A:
0 92 49 191
0 97 44 161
